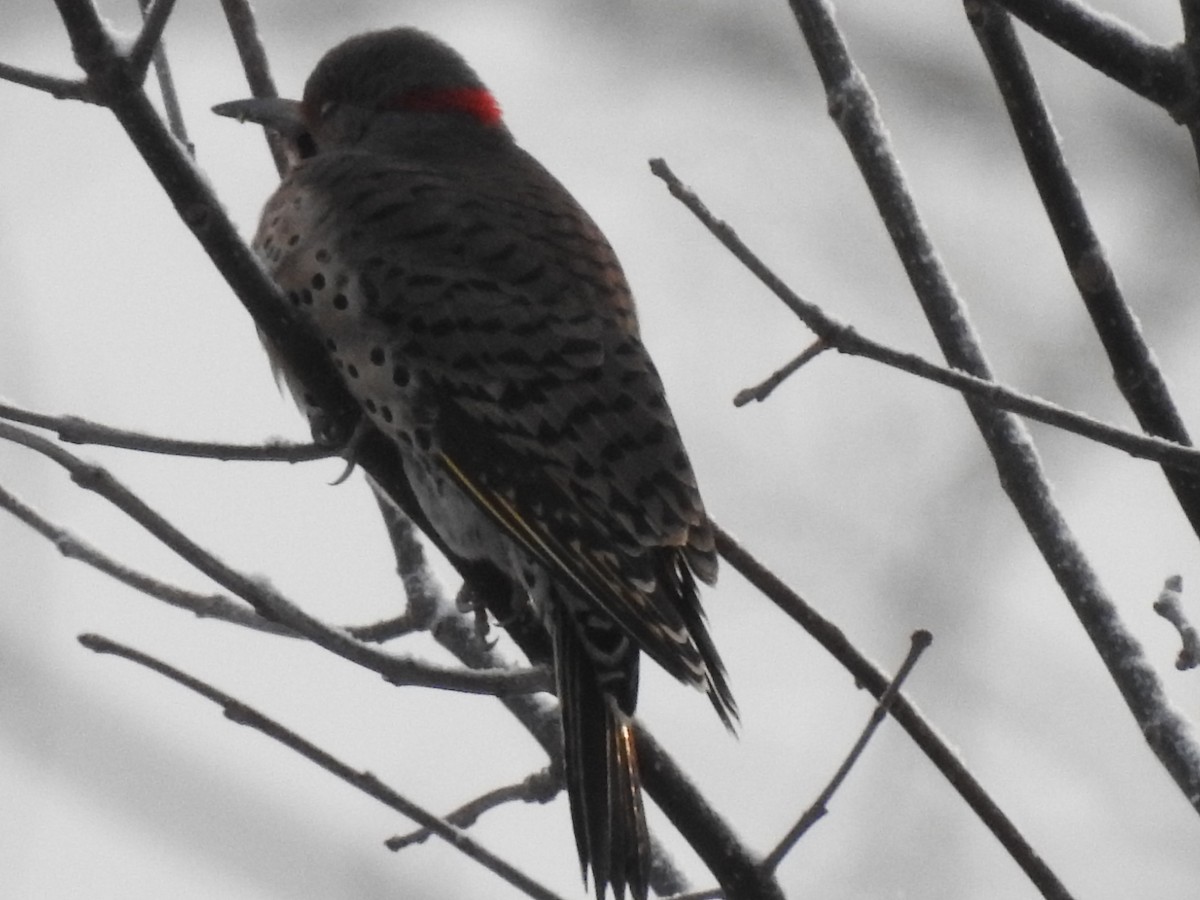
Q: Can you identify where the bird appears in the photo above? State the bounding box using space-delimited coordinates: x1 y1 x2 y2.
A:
214 27 735 900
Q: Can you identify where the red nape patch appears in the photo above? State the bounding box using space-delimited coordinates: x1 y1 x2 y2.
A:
384 87 503 127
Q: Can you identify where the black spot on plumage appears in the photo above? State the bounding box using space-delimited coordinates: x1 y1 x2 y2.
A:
451 353 482 372
611 392 636 414
311 272 326 290
600 435 634 463
562 397 606 429
535 420 563 444
392 365 411 386
325 338 338 351
429 318 457 338
360 277 380 302
643 421 668 448
509 262 547 286
481 241 518 264
633 478 657 501
347 364 359 379
511 314 554 337
401 221 453 240
496 347 535 367
362 202 411 224
369 347 386 366
476 317 505 334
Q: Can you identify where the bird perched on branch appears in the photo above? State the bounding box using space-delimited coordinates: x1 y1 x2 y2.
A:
215 27 735 899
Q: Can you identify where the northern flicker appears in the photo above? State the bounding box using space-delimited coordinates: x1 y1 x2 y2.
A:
215 28 735 900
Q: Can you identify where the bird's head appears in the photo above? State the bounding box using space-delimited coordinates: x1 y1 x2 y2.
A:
214 27 507 161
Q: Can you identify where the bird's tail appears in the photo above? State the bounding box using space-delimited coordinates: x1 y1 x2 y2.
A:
553 601 649 900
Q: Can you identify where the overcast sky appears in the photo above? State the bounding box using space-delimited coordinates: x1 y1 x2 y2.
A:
3 2 1199 898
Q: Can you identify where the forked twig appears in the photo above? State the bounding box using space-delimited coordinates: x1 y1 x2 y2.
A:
765 631 932 868
80 633 569 900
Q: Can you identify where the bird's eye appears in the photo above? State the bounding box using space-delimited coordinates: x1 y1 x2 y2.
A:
319 100 338 120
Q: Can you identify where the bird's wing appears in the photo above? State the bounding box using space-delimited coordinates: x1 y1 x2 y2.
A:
272 151 728 702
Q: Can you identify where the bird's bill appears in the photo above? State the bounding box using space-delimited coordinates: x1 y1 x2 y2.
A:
212 97 306 138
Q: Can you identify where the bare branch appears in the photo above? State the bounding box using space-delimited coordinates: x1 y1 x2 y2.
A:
133 0 191 152
128 0 179 80
713 523 1071 900
788 0 1200 835
79 633 569 900
733 338 827 406
651 158 1200 476
0 479 290 633
217 0 288 172
0 399 333 462
0 60 92 102
373 491 446 632
967 0 1200 544
766 630 932 869
0 419 549 698
387 768 559 850
1153 575 1200 670
990 0 1195 117
50 0 364 457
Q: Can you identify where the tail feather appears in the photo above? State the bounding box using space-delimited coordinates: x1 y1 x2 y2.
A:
662 553 738 730
553 602 649 900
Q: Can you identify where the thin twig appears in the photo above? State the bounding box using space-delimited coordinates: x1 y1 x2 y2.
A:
0 477 435 641
766 630 933 869
79 633 569 900
387 768 559 850
128 0 177 79
791 0 1200 837
0 400 333 461
733 337 828 406
0 61 92 101
52 0 364 456
991 0 1194 117
662 631 935 900
133 0 191 153
0 419 549 698
714 523 1069 899
374 491 446 632
1153 575 1200 670
0 480 291 634
1182 0 1200 151
217 0 288 173
967 0 1200 546
650 158 1200 475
